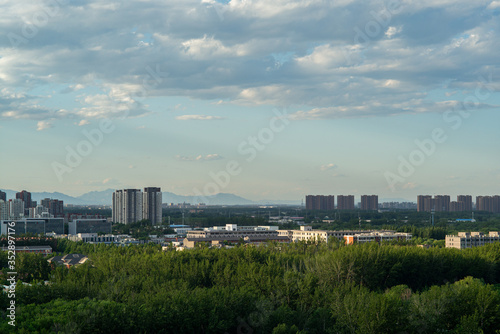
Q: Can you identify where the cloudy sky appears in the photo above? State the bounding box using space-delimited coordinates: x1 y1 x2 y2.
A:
1 0 499 202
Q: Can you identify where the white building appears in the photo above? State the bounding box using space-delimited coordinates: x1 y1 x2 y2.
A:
68 233 119 243
29 204 48 218
0 200 8 220
112 189 143 224
9 199 24 219
278 226 396 243
174 227 193 235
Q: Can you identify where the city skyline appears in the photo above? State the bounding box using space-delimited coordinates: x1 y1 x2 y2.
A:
1 1 500 201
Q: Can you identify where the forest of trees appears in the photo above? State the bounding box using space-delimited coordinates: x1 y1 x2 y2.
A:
1 238 500 333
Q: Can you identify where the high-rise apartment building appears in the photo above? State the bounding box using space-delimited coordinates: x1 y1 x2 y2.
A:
450 201 464 212
16 190 33 207
9 199 24 218
495 196 500 213
476 196 500 213
143 187 162 225
0 191 6 202
360 195 378 210
417 195 432 212
305 195 335 210
337 195 355 210
0 200 8 220
112 189 143 224
41 198 64 217
433 195 450 212
457 195 473 211
16 190 35 215
417 195 450 212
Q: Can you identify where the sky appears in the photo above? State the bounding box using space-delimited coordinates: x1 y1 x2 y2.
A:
1 0 500 202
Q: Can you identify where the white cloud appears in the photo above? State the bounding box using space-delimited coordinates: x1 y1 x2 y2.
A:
175 154 224 161
175 115 224 120
487 1 500 9
385 26 402 38
36 121 53 131
0 0 499 124
77 120 90 126
320 163 338 171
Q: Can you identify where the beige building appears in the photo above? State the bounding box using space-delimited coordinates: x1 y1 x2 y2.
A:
277 226 395 243
446 231 500 249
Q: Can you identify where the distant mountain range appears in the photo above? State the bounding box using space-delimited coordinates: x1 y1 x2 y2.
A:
0 188 302 206
0 189 414 206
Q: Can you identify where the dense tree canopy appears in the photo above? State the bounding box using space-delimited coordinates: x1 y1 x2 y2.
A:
1 238 500 333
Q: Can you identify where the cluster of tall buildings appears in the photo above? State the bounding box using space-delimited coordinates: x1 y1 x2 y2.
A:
0 190 64 219
417 195 500 213
112 187 162 225
305 195 378 210
476 196 500 213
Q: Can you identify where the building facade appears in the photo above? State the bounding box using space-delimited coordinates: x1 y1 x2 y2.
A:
305 195 335 210
143 187 162 225
0 200 8 220
68 219 112 235
337 195 355 210
278 227 396 243
457 195 473 211
184 224 288 248
112 189 143 224
476 196 500 213
344 232 412 244
446 232 500 249
9 199 24 218
0 219 45 235
40 198 64 217
360 195 378 210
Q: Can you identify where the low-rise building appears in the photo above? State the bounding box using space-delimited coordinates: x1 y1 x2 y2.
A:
68 219 111 235
48 253 88 267
344 232 412 244
446 232 500 249
183 224 288 248
278 226 396 243
0 245 52 255
174 227 193 235
0 219 46 235
68 233 120 243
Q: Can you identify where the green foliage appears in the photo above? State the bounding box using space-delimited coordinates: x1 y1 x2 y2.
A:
2 239 500 333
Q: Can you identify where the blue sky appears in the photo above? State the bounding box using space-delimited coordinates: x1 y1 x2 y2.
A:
1 0 499 202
